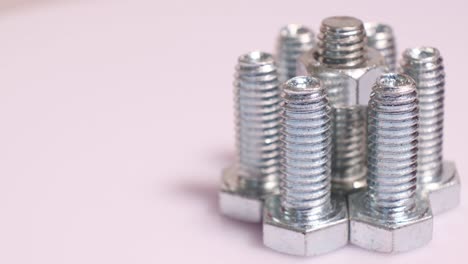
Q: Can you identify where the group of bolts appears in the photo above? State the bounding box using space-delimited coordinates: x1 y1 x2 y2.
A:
219 16 461 256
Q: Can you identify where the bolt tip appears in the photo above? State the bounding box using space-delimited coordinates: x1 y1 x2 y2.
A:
322 16 363 30
375 73 416 94
403 47 440 62
280 24 313 38
239 51 274 65
283 76 322 93
364 22 393 36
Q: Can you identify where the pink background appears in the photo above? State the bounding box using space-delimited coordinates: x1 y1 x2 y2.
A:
0 0 466 263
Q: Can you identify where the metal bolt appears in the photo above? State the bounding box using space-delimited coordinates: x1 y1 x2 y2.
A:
298 16 387 193
276 24 315 83
263 76 348 256
365 23 397 71
219 51 281 223
349 73 433 253
401 47 460 215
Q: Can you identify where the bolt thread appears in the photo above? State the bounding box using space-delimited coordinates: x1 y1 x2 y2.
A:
332 106 367 182
367 73 419 216
279 76 332 218
401 47 445 183
318 73 368 184
234 51 281 188
276 24 315 83
365 23 397 71
317 16 367 68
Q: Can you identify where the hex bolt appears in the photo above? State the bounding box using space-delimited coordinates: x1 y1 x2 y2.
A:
298 16 387 193
365 23 397 71
401 47 460 214
219 51 281 223
349 73 433 253
263 76 348 257
276 24 315 83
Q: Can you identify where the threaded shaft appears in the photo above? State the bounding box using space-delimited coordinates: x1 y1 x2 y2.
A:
234 51 281 188
279 76 332 218
401 47 445 183
367 73 419 216
317 16 367 68
365 23 397 71
332 106 367 182
316 72 368 188
276 24 315 83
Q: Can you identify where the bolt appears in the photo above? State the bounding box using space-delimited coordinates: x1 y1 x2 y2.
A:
276 24 315 83
365 23 397 71
401 47 460 214
219 51 281 223
263 76 348 256
298 16 387 193
349 73 433 253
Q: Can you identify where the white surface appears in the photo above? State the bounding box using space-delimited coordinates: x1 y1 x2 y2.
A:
0 0 466 263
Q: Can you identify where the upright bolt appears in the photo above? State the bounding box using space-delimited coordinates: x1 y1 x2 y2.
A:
401 47 460 214
365 23 397 71
263 76 348 257
298 16 387 193
349 73 433 253
219 51 281 223
276 24 315 83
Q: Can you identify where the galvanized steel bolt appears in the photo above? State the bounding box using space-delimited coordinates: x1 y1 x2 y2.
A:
219 51 281 222
276 24 315 83
401 47 460 214
349 73 433 253
365 23 397 71
298 16 387 193
263 76 348 256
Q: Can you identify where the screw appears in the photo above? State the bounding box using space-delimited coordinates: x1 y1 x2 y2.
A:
219 51 281 223
299 16 386 193
349 73 433 253
365 23 397 71
263 76 348 256
401 47 461 214
276 24 315 83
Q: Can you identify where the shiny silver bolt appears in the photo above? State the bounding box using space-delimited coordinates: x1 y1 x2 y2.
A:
365 22 397 71
276 24 315 83
219 51 281 223
298 16 387 193
401 47 460 215
349 73 433 253
263 76 348 256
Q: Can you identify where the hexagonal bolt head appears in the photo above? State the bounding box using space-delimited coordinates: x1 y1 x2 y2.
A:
298 48 388 106
348 192 433 253
263 195 348 256
219 166 278 223
420 161 461 215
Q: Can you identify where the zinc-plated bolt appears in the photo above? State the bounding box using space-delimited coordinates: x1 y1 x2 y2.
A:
263 76 348 257
401 47 460 215
276 24 315 83
298 16 387 193
365 23 397 71
349 73 433 253
219 51 281 223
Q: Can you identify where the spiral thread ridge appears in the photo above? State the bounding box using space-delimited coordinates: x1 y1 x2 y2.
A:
317 16 367 68
279 76 332 218
276 24 315 83
401 47 445 183
365 23 397 71
234 51 281 188
332 106 367 182
367 73 419 216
